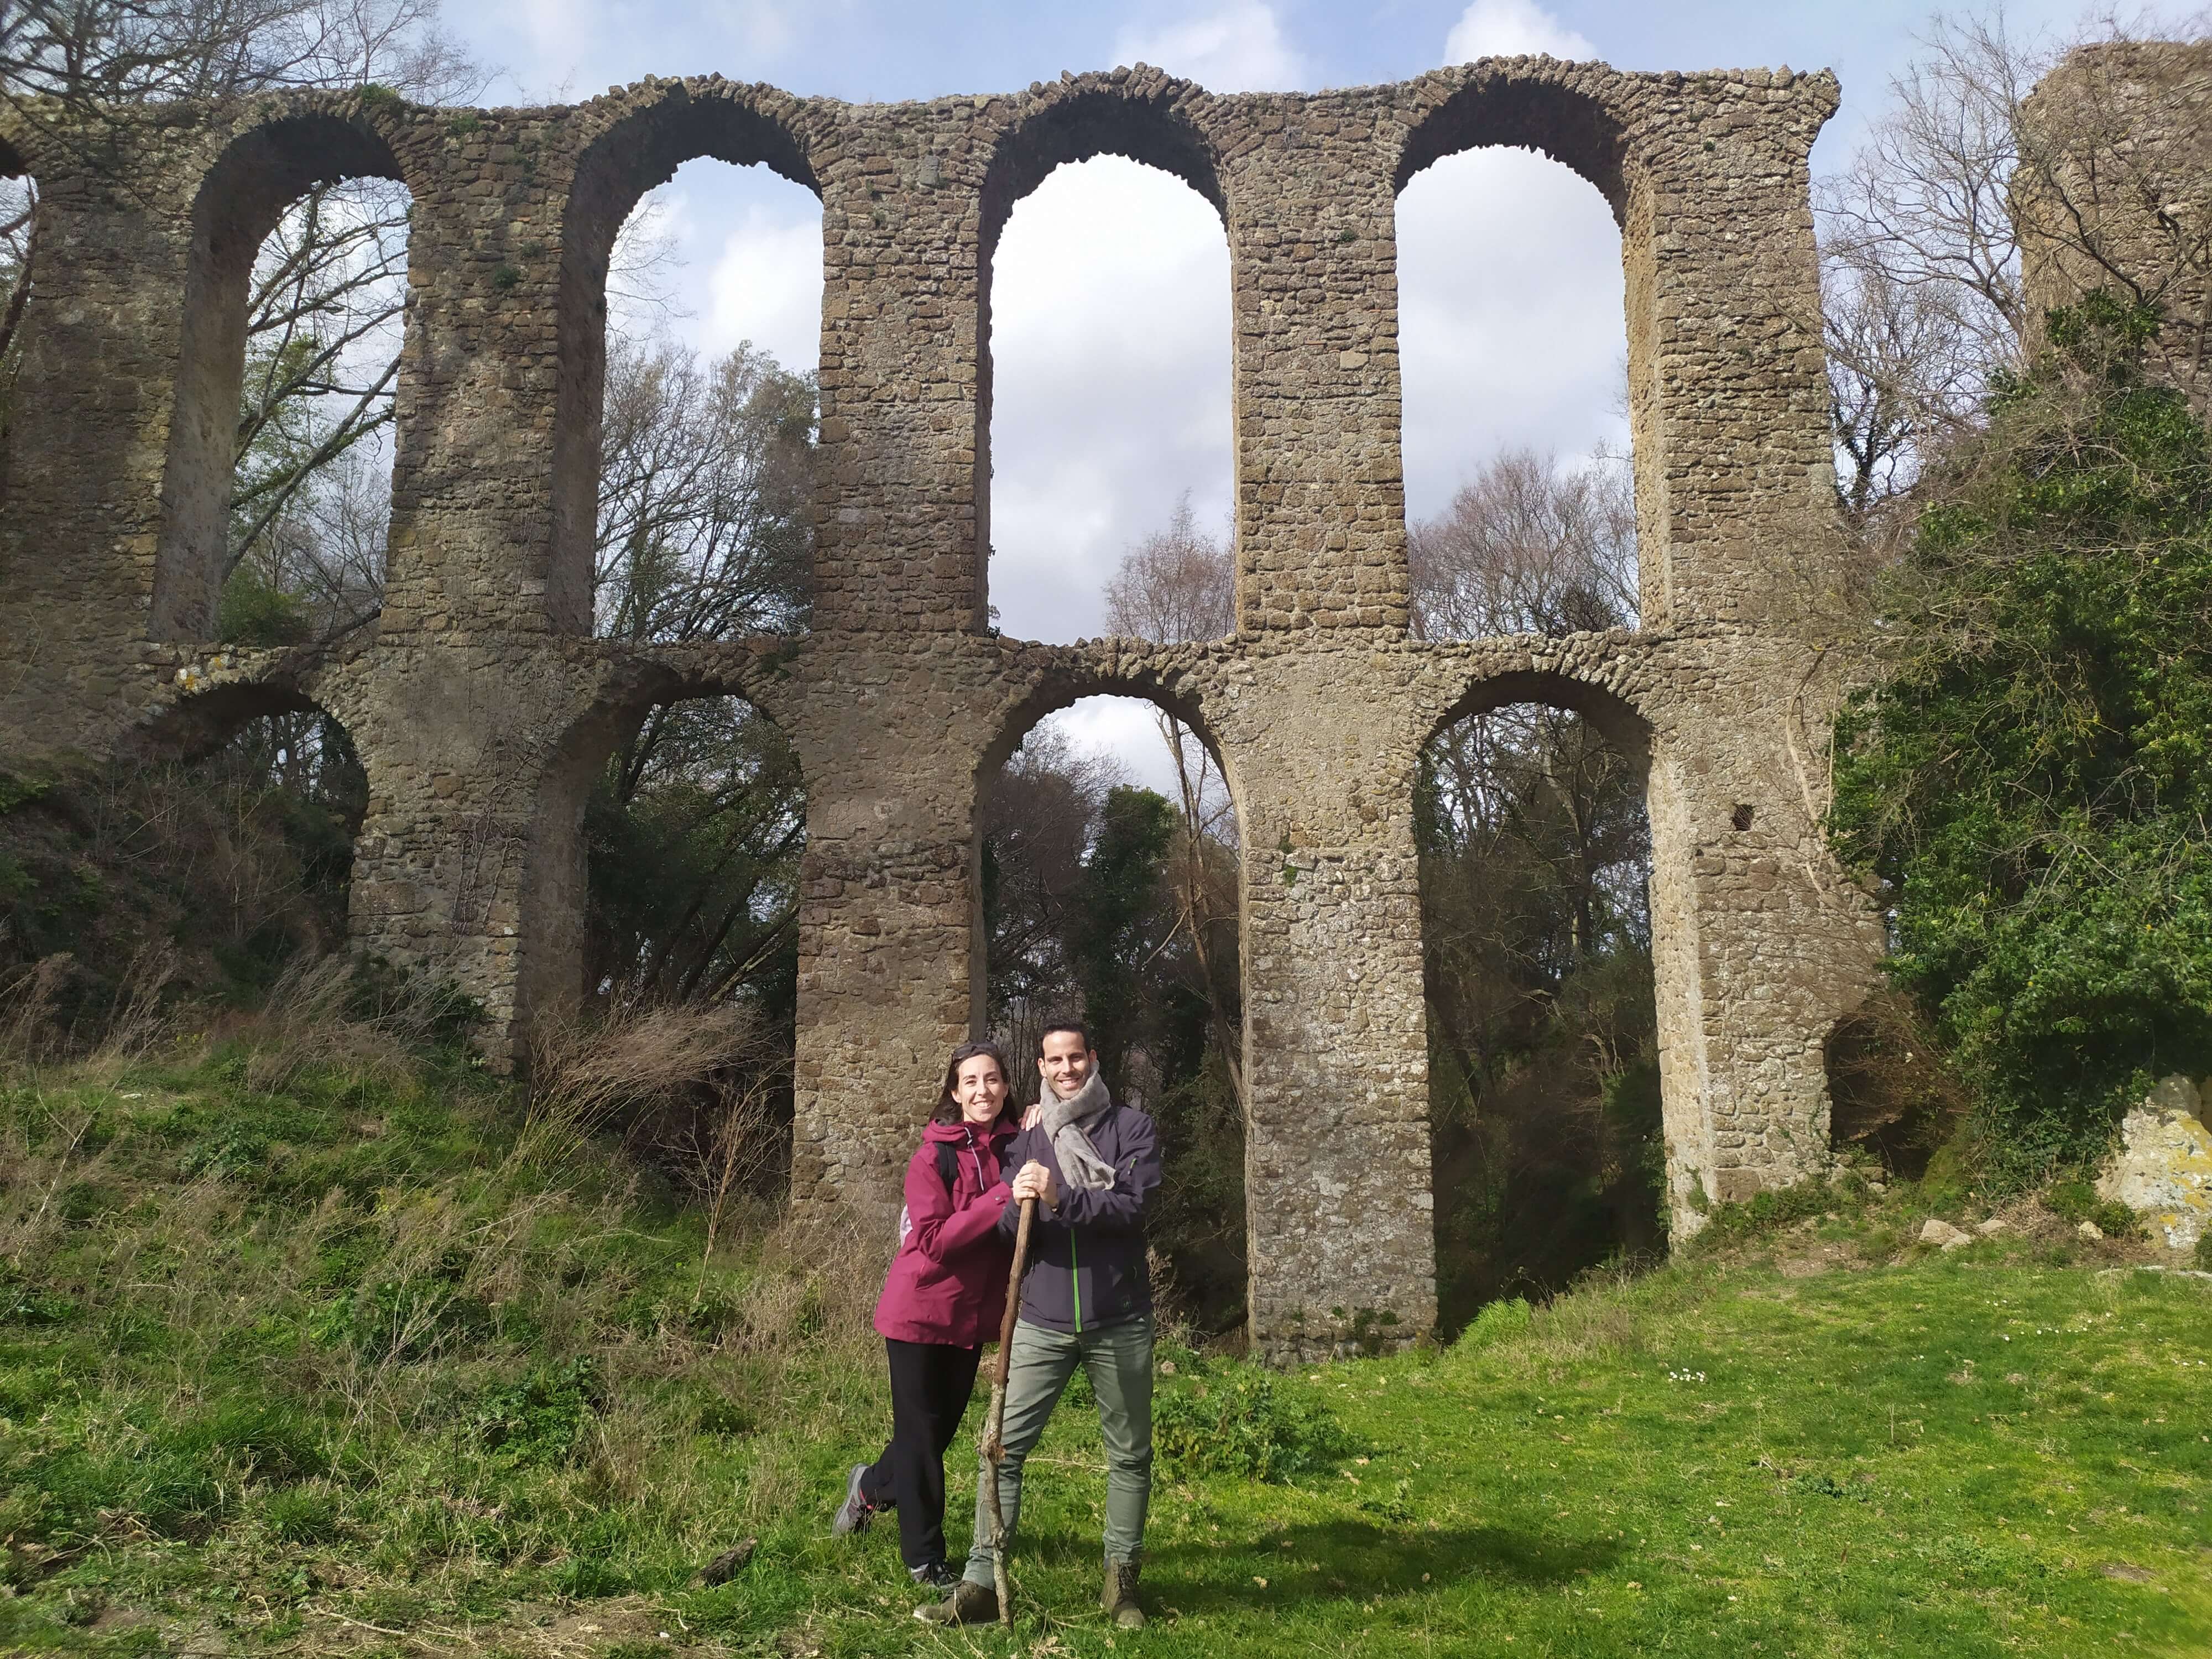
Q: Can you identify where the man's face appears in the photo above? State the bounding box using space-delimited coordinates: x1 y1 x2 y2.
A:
1037 1030 1094 1099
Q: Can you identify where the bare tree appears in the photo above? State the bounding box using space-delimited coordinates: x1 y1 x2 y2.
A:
982 719 1127 1066
1101 491 1234 645
0 2 486 627
1102 494 1246 1112
593 333 815 649
1408 447 1636 643
1410 447 1647 1056
1815 7 2212 515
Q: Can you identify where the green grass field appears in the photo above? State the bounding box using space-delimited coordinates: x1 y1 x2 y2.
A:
2 1045 2207 1657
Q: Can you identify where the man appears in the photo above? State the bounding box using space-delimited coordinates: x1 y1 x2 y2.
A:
916 1019 1161 1630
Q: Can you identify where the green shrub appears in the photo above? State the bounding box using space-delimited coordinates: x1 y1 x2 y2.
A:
1829 293 2212 1180
1684 1178 1840 1250
1455 1296 1532 1352
472 1357 602 1468
2195 1232 2212 1270
310 1273 491 1363
2044 1178 2141 1239
169 1401 330 1485
1151 1364 1351 1482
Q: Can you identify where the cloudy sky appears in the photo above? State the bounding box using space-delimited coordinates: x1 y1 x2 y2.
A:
437 0 2162 791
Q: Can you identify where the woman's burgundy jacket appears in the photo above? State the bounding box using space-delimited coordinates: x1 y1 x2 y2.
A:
872 1113 1018 1347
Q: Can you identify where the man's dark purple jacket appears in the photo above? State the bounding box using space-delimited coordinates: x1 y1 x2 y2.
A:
994 1097 1161 1334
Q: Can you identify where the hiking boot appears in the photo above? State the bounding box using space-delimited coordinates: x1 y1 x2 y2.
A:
914 1578 999 1625
909 1560 961 1594
1102 1555 1145 1629
831 1464 877 1536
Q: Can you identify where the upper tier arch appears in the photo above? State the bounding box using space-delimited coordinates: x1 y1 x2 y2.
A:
152 106 413 643
552 82 825 637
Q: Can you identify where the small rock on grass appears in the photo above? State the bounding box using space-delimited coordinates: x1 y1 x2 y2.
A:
1976 1218 2009 1236
2078 1220 2105 1241
699 1539 758 1585
1921 1219 1973 1250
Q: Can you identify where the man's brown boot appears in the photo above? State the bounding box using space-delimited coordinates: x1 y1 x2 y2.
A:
1102 1556 1144 1629
913 1578 998 1625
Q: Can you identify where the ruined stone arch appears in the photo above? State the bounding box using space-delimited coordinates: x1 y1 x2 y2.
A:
552 86 824 639
150 107 415 644
124 661 364 765
514 650 805 1029
1422 659 1653 767
972 654 1244 1035
977 655 1230 794
1396 70 1670 625
973 85 1230 632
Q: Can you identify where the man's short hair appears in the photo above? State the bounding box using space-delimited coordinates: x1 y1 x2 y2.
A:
1037 1016 1092 1055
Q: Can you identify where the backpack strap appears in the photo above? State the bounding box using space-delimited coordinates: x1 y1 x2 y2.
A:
935 1139 961 1196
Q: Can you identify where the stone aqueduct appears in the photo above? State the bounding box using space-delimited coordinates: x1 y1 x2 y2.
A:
0 55 1886 1358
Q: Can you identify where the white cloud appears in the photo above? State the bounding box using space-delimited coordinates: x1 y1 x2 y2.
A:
1395 147 1627 521
1443 0 1595 64
702 205 824 373
987 156 1232 644
1039 700 1180 797
1114 1 1309 92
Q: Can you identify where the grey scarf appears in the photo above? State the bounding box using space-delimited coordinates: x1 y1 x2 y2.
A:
1038 1066 1117 1192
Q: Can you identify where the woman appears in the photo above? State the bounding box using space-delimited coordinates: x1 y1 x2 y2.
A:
832 1039 1018 1590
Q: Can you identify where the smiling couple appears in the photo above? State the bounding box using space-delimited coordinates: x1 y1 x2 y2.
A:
830 1019 1161 1629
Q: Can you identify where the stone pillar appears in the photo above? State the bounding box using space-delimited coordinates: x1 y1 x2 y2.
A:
1642 660 1884 1238
777 98 999 1227
1214 109 1436 1353
0 138 190 759
2017 41 2212 414
380 107 570 640
811 106 987 633
1227 651 1437 1359
1222 104 1409 633
344 648 572 1048
785 658 981 1234
1627 70 1843 628
345 125 583 1042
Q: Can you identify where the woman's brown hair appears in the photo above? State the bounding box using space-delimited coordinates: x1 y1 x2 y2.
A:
933 1039 1013 1125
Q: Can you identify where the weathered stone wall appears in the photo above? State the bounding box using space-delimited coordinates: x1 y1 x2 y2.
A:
2017 40 2212 413
0 55 1888 1358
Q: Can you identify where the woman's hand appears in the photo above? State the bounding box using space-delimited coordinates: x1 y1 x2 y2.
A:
1009 1160 1058 1207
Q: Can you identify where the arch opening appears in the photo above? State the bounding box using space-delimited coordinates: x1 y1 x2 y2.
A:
1398 85 1649 626
979 100 1232 644
1417 677 1660 1334
2 686 368 1027
591 157 822 644
557 98 821 637
153 115 411 644
516 683 807 1199
980 691 1247 1340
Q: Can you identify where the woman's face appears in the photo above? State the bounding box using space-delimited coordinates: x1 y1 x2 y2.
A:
954 1054 1008 1125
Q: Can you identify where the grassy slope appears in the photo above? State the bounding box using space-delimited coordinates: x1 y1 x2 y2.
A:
2 1048 2208 1658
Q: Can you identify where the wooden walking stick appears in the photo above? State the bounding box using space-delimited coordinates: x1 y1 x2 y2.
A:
982 1194 1036 1629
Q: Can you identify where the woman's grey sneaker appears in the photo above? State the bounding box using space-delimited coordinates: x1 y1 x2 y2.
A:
831 1464 877 1536
913 1579 999 1625
909 1561 961 1594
